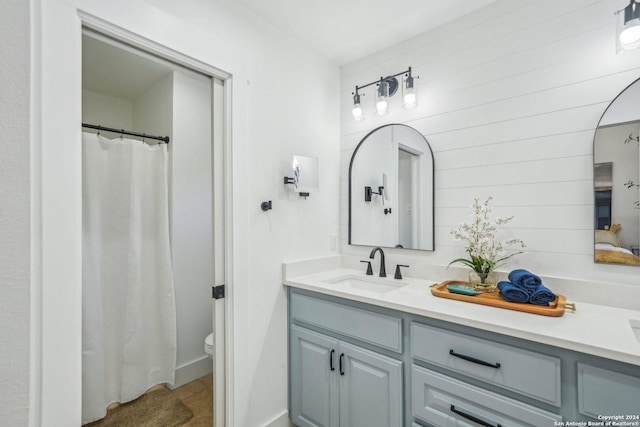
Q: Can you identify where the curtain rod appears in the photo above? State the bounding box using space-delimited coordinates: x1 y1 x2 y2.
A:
82 123 170 144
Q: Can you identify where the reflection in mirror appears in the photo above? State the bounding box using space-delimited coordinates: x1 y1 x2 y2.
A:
349 124 434 250
291 155 319 194
594 79 640 266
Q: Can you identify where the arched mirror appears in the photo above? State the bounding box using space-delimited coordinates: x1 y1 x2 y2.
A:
349 124 434 250
593 78 640 266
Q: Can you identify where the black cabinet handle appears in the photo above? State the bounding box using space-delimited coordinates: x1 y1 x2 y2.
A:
450 405 502 427
339 353 345 375
449 349 501 368
329 349 335 371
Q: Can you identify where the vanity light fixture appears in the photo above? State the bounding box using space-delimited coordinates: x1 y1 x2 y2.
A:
616 0 640 53
351 66 418 120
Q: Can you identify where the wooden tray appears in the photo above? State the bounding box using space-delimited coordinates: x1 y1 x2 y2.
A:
430 281 575 317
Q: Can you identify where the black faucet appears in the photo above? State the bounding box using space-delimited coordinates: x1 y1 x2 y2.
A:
369 247 386 278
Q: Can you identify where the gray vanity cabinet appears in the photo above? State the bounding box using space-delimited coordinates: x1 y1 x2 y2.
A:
290 325 403 427
287 287 640 427
289 291 404 427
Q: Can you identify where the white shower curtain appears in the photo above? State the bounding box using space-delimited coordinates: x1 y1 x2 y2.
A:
82 133 177 424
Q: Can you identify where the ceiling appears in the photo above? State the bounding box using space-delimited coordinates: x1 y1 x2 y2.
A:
235 0 499 65
82 1 499 97
83 35 173 100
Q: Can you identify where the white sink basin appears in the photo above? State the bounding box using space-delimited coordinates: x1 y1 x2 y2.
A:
630 319 640 343
323 274 409 294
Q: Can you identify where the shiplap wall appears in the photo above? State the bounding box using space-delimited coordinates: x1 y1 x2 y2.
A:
340 0 640 287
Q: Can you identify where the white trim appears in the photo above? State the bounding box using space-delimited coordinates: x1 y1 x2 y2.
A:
29 0 43 425
78 12 231 81
223 73 236 427
263 410 293 427
173 357 213 389
76 19 236 425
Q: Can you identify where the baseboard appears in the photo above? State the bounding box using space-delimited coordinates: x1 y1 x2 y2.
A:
171 355 213 389
263 410 292 427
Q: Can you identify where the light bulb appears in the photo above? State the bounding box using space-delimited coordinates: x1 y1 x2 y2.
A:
403 72 417 108
620 24 640 45
352 104 364 120
376 80 390 115
352 90 364 120
403 92 416 108
617 1 640 53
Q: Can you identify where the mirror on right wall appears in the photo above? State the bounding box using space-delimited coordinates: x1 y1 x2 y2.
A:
593 78 640 266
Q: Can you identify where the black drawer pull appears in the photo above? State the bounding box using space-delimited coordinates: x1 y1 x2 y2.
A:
450 405 502 427
329 349 335 371
339 353 345 375
449 349 501 368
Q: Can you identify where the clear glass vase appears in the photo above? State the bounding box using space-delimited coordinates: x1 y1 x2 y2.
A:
468 270 498 293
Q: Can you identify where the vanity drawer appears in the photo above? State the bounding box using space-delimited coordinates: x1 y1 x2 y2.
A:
578 363 640 419
411 322 561 406
412 365 562 426
290 292 402 353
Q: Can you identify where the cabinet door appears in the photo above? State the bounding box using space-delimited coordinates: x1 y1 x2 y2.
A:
291 326 339 427
338 341 403 427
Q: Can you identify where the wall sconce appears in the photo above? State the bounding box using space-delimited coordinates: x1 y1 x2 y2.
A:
364 186 384 202
351 66 418 121
616 0 640 53
284 155 319 198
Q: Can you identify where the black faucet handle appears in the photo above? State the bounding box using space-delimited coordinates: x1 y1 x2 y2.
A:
360 260 374 275
394 264 409 280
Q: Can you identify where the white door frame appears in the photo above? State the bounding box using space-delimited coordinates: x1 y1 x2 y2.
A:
79 17 233 426
32 2 239 425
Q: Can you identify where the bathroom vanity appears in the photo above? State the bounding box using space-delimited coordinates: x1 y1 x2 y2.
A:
284 258 640 427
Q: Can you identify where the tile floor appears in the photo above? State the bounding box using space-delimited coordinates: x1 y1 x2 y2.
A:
173 373 214 426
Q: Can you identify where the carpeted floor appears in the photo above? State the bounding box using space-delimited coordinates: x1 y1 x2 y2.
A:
84 374 213 427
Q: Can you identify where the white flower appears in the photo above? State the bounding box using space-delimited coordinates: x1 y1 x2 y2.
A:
449 196 525 280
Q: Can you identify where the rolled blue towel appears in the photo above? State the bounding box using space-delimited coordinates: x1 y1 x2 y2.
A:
529 285 557 306
497 281 529 303
508 269 542 292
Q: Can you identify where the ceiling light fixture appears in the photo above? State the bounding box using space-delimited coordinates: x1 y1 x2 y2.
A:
616 0 640 53
351 66 418 120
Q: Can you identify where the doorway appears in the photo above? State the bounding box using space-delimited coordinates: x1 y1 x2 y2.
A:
81 30 226 425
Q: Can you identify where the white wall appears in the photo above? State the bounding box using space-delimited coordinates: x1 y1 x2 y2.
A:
0 0 31 425
34 0 340 426
132 73 172 137
170 70 215 386
341 0 640 289
129 3 342 423
83 90 134 130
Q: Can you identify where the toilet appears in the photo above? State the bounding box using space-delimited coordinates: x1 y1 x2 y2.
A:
204 333 214 358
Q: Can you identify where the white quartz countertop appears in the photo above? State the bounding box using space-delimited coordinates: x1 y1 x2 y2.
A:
283 265 640 367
